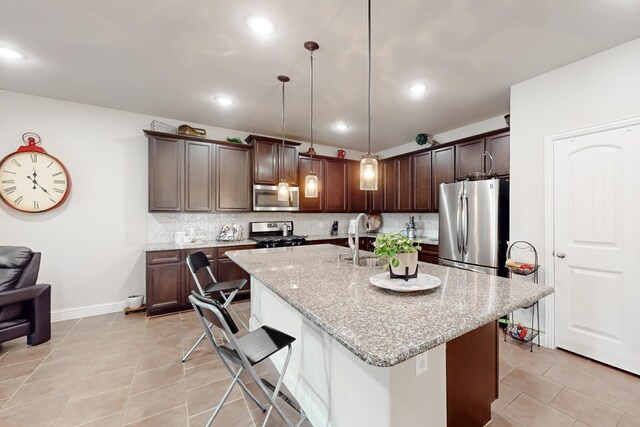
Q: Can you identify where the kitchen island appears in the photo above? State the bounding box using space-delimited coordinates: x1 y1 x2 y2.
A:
227 244 553 427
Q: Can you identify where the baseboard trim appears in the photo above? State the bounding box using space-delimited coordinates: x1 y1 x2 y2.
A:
52 300 126 322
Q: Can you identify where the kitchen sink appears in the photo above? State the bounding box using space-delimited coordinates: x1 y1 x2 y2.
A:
339 256 386 267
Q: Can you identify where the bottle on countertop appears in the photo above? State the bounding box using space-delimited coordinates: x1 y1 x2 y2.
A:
331 220 339 236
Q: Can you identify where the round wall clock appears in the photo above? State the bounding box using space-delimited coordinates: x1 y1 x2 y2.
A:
0 133 71 213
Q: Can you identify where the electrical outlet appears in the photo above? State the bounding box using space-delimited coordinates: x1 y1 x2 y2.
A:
415 352 428 376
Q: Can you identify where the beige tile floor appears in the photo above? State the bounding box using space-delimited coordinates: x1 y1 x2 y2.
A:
0 302 638 427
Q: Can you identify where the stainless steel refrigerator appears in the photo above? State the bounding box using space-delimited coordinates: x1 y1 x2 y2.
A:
438 178 509 276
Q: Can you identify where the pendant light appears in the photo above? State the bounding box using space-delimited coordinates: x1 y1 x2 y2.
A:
304 41 319 199
360 0 378 191
277 75 291 202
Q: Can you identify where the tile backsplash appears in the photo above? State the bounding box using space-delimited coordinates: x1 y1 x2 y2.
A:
147 212 438 243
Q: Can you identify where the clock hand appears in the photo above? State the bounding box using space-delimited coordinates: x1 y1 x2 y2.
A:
27 175 52 195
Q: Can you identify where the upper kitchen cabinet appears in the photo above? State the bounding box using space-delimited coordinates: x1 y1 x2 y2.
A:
145 130 252 213
432 146 455 211
381 160 397 212
184 141 213 211
245 135 300 186
324 159 348 212
348 161 368 213
298 155 324 212
485 131 510 176
395 156 413 212
216 145 252 212
148 136 183 211
455 138 485 181
412 151 432 212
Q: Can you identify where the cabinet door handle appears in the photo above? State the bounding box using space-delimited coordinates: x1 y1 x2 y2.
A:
556 252 566 259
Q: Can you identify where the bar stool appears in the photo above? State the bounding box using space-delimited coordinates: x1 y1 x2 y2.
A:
189 292 307 427
182 251 248 363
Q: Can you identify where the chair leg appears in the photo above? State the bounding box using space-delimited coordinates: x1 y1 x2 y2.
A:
182 332 206 363
260 345 299 427
217 353 265 412
205 367 244 427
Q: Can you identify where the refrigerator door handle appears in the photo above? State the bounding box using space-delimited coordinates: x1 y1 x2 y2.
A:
456 190 463 254
463 192 469 254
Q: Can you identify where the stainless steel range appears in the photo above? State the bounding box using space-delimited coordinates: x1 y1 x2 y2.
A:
249 221 306 248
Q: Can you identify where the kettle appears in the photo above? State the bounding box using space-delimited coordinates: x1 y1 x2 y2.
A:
405 216 417 240
281 223 291 237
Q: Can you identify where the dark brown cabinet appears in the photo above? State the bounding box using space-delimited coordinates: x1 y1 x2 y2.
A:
324 159 348 212
146 130 252 213
146 251 184 314
247 135 299 186
184 141 213 212
146 246 253 316
216 145 252 212
455 138 485 181
412 151 432 212
348 161 368 213
299 156 324 212
184 248 216 296
418 244 439 265
432 146 456 211
148 136 183 212
382 160 397 212
395 156 412 212
217 246 252 300
253 139 278 184
485 132 510 176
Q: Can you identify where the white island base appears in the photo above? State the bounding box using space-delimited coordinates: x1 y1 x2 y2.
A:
250 278 448 427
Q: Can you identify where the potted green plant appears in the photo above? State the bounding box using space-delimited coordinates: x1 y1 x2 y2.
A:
373 233 421 280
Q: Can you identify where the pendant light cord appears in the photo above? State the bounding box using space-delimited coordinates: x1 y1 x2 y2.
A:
281 79 286 181
310 49 314 161
367 0 372 156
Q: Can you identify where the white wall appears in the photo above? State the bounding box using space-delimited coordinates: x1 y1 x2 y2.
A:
510 37 640 342
375 115 509 159
0 90 363 319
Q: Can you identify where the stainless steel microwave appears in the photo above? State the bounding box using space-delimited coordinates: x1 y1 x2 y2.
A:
253 185 300 211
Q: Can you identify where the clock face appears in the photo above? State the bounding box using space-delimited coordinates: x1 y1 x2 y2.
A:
0 151 71 213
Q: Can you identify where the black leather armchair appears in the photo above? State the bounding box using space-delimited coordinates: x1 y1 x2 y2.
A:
0 246 51 346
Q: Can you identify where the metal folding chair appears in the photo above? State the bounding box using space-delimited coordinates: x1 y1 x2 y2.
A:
182 251 248 362
189 292 306 427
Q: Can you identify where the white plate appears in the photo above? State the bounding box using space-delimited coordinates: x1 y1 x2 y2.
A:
369 272 442 293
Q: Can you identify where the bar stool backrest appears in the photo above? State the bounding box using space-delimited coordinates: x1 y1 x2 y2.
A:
189 292 239 336
186 252 217 296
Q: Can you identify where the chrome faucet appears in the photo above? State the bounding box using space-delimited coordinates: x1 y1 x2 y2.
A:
347 213 368 266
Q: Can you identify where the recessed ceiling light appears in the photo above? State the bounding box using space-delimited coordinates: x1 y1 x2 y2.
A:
335 123 349 132
409 83 427 94
215 96 233 106
246 15 275 34
0 47 26 59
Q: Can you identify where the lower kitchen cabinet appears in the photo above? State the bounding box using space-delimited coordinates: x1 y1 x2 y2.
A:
146 246 253 316
146 250 184 314
418 244 439 265
217 246 252 299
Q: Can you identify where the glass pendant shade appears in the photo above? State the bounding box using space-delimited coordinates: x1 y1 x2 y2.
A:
277 180 290 202
360 154 378 191
305 171 319 198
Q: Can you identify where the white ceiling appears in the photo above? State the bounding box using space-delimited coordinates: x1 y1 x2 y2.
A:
1 0 640 152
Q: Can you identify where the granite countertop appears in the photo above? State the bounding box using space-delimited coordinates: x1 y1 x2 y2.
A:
145 233 438 252
227 244 553 368
305 233 439 246
145 239 257 252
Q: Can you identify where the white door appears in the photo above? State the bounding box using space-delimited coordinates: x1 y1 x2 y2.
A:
554 123 640 375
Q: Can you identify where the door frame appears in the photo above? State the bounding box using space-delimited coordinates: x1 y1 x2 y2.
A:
543 115 640 350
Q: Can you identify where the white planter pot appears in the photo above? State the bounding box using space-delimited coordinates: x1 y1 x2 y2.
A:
126 295 144 309
390 252 418 278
